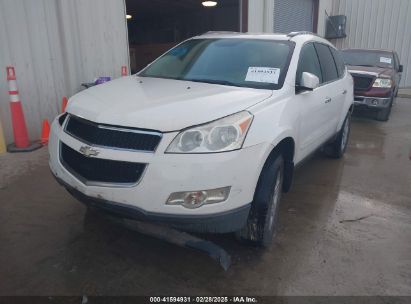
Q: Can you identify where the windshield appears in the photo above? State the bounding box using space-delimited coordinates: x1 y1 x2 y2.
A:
341 50 394 68
139 38 294 90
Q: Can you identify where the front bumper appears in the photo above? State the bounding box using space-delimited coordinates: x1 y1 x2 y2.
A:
55 175 251 233
354 96 392 109
49 118 269 232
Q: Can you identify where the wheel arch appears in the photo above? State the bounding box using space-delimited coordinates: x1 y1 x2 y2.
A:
257 137 295 195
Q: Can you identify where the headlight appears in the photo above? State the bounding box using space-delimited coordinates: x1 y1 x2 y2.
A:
372 78 392 88
166 111 253 153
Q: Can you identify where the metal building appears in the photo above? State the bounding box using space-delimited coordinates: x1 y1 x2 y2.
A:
1 0 409 145
0 0 128 144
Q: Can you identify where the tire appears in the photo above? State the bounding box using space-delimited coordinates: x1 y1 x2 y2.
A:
324 112 351 159
376 97 393 122
235 154 284 248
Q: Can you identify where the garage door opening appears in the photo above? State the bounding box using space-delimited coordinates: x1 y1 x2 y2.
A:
274 0 319 33
125 0 244 73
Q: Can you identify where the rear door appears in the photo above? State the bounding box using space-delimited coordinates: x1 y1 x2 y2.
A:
330 46 349 126
314 43 342 137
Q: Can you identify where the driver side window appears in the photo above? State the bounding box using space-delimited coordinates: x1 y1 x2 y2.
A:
296 43 323 86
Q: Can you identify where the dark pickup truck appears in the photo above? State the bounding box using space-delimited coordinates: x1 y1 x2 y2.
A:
341 49 403 121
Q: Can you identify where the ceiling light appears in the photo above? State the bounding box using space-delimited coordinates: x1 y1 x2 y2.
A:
202 1 217 7
126 14 132 20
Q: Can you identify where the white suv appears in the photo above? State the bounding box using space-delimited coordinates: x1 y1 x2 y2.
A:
49 32 353 247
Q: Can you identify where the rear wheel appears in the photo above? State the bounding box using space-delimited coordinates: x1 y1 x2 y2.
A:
235 154 284 248
324 112 351 159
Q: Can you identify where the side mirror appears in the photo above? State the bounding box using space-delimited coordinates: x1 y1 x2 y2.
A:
297 72 320 92
399 65 403 72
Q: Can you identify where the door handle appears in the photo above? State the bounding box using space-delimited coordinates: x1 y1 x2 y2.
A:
342 89 347 95
325 97 332 103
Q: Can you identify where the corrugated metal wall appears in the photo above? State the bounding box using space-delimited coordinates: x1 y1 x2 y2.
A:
330 0 411 87
248 0 274 33
274 0 315 33
0 0 129 144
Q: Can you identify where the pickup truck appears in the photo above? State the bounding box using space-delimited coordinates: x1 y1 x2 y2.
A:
49 32 354 248
341 48 403 121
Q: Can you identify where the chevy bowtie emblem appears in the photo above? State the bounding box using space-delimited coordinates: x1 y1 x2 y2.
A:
79 146 100 157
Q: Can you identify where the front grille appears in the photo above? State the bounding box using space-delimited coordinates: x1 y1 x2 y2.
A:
65 115 162 152
352 74 374 91
60 143 146 185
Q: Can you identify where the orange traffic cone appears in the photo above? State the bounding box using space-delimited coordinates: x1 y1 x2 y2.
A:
61 96 68 113
41 119 50 145
6 66 41 152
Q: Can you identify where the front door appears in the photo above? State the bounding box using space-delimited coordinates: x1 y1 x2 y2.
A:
294 43 331 161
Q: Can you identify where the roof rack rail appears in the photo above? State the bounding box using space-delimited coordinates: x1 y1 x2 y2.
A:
287 31 317 37
201 31 241 35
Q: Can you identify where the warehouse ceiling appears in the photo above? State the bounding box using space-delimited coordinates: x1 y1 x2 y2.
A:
126 0 241 72
126 0 239 17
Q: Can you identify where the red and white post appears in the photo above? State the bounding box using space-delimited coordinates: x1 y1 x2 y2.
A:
6 66 41 152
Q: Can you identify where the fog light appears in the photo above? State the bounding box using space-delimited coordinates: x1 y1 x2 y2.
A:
185 191 207 207
166 187 231 209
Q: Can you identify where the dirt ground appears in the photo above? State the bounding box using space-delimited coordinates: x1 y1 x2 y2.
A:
0 99 410 296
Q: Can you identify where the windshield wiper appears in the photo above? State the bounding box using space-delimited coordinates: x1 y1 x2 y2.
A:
184 78 245 88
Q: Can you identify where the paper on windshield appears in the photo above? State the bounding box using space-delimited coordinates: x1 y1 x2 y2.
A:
245 67 281 84
380 57 392 64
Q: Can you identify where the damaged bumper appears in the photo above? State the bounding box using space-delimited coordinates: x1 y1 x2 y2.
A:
54 174 251 233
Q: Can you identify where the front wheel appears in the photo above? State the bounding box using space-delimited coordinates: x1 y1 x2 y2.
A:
235 154 284 248
324 112 351 159
376 98 393 121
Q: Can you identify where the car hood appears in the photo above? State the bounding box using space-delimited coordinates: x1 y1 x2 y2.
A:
67 76 273 132
347 65 394 78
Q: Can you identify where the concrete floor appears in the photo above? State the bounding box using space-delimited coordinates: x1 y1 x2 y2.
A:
399 87 411 98
1 99 411 296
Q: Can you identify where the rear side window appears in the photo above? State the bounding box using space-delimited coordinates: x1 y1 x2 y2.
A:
296 43 323 85
330 48 346 77
314 43 339 83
